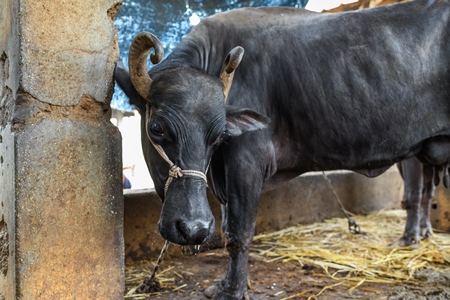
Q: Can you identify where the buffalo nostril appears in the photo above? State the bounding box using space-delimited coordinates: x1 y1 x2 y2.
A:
176 220 212 245
190 228 209 245
176 221 190 240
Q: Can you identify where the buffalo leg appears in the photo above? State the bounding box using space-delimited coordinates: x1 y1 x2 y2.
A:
396 157 423 246
206 183 261 299
419 164 434 239
205 145 266 299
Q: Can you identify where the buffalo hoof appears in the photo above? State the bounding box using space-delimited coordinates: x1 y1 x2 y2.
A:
204 283 220 298
390 234 420 247
204 281 248 300
420 228 433 240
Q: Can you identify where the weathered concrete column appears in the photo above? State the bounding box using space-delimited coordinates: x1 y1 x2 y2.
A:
1 0 124 299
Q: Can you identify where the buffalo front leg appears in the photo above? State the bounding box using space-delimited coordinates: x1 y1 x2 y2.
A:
205 176 263 299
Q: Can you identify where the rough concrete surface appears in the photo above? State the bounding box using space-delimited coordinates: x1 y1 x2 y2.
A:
20 0 121 106
0 125 16 299
1 0 125 298
15 119 124 299
0 0 19 128
256 168 403 234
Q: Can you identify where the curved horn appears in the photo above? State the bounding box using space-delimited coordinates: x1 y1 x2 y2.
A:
128 32 164 100
220 46 244 102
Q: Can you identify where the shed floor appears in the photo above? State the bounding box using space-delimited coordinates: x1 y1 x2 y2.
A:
125 248 450 299
125 210 450 300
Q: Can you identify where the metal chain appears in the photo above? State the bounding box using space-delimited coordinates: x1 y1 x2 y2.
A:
136 240 170 293
322 172 361 234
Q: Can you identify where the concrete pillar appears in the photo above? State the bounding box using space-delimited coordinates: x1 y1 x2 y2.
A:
1 0 124 299
431 186 450 232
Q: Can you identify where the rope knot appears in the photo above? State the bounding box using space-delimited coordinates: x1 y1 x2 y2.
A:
168 165 183 179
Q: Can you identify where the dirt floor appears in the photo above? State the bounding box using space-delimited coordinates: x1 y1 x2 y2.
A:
125 247 450 300
125 211 450 300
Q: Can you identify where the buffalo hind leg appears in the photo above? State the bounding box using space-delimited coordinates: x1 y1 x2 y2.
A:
395 157 423 246
415 136 450 239
419 163 434 239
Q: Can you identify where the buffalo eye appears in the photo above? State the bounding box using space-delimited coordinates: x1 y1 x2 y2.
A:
149 122 164 136
213 130 230 145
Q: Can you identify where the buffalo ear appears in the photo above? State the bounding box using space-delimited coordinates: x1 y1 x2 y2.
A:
114 59 147 112
225 105 270 136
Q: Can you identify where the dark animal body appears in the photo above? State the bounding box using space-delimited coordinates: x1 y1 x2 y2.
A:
115 1 450 299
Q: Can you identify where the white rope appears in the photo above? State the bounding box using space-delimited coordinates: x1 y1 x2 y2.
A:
145 104 208 197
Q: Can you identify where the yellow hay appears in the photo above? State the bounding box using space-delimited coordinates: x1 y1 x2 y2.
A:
252 209 450 286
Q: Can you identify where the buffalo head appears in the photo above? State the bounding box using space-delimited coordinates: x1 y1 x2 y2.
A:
125 32 269 245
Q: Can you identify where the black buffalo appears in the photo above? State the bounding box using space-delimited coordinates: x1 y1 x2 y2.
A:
115 1 450 298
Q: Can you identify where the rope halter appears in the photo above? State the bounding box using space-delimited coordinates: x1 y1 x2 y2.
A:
145 104 208 197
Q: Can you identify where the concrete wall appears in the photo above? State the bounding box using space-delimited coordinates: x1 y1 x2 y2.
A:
0 0 124 299
124 166 450 262
124 168 405 261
